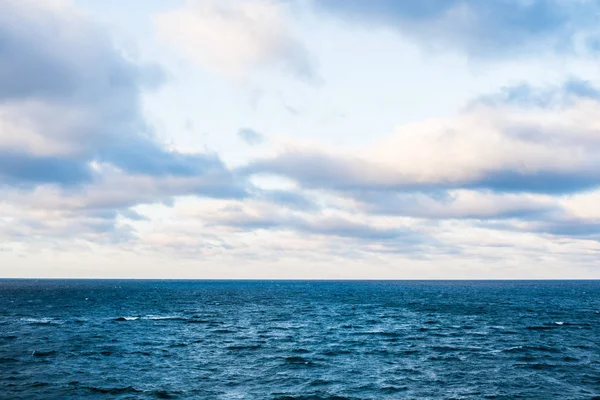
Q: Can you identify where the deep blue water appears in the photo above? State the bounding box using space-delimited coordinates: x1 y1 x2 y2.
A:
0 280 599 399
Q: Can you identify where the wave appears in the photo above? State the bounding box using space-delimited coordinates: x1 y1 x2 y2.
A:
21 318 60 325
32 350 56 357
427 355 463 362
274 395 351 400
514 362 556 370
352 330 401 338
226 344 262 351
321 349 352 356
145 315 188 321
84 385 142 395
284 356 316 366
290 348 311 354
381 385 409 393
212 329 235 334
430 346 461 353
308 379 330 387
185 318 211 324
525 325 554 331
114 317 139 321
502 345 560 353
152 389 179 399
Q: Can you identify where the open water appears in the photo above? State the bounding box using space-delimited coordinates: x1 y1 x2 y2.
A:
0 280 599 399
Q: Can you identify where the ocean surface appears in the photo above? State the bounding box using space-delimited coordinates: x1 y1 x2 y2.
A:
0 280 599 399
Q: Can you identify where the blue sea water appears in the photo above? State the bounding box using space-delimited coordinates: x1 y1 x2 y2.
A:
0 280 599 399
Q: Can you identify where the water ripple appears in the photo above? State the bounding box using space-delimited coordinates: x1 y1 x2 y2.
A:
0 280 599 399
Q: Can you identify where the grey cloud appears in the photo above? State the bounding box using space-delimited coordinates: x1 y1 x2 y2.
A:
0 174 227 247
465 170 600 195
473 79 600 108
587 36 600 52
207 207 424 242
204 203 456 257
242 149 600 195
241 151 395 191
0 167 248 240
315 0 598 58
538 221 600 238
238 128 266 146
0 207 136 245
352 191 560 221
476 218 600 242
297 217 409 240
0 151 93 186
118 209 149 221
255 189 319 211
0 1 164 104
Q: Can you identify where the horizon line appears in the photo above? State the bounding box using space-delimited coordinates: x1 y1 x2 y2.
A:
1 278 598 281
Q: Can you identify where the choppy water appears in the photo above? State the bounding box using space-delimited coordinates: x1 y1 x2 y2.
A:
0 280 599 399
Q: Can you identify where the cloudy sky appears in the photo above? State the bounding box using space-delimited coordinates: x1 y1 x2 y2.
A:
2 0 600 278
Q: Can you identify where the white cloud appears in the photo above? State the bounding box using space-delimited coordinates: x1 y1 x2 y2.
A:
245 96 600 194
154 0 317 81
561 190 600 219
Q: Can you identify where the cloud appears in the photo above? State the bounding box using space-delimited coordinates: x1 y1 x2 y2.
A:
232 80 600 254
475 216 600 242
203 200 434 251
0 0 228 182
315 0 600 58
242 81 600 195
0 0 247 243
473 78 600 108
238 127 266 145
352 190 559 220
535 220 600 238
0 151 93 186
154 0 318 81
3 1 600 278
255 189 319 211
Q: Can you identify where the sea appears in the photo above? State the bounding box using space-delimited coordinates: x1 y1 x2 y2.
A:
0 280 598 399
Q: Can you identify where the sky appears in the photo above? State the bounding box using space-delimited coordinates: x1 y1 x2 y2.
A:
2 0 600 279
